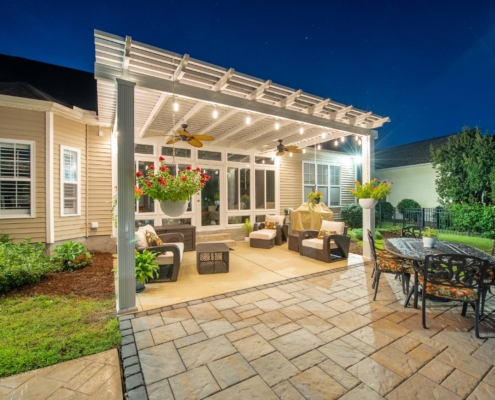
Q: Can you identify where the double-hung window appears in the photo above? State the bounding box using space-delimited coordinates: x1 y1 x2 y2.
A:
61 146 80 216
303 162 341 206
0 140 34 217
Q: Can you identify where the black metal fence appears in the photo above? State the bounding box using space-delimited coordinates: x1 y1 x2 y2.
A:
375 205 482 237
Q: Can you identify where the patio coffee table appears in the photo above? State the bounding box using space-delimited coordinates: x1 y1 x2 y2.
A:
196 243 230 274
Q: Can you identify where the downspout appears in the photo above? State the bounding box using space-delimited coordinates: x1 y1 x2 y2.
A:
86 125 89 238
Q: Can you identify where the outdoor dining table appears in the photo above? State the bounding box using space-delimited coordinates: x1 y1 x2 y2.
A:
383 237 495 308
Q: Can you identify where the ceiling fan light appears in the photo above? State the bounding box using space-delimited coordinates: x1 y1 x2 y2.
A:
246 116 251 125
275 122 280 130
212 109 218 119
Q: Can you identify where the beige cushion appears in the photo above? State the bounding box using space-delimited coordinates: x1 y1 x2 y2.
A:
156 242 184 264
135 229 148 248
321 221 345 235
250 230 277 240
302 238 337 250
266 215 285 225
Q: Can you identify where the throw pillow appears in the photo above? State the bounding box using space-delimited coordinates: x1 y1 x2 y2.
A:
265 221 278 230
145 230 163 247
135 229 148 248
317 230 337 239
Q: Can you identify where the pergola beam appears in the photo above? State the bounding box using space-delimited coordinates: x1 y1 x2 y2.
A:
212 68 235 91
198 108 238 134
249 125 303 148
172 54 190 82
249 80 272 100
349 111 372 126
234 120 292 146
329 105 353 120
367 116 390 129
287 131 355 150
121 36 132 79
307 98 330 115
165 102 206 137
139 93 169 137
215 114 266 144
278 89 302 108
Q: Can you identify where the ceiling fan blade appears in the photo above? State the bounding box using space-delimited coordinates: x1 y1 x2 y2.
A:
290 148 303 154
276 151 285 156
177 129 191 137
166 138 181 144
192 134 214 141
284 146 299 151
187 138 204 148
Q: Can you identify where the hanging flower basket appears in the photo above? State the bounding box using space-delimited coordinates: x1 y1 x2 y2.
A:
160 199 188 217
359 198 378 209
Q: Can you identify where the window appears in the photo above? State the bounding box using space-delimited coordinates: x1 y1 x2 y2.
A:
255 169 276 209
227 167 250 210
0 140 34 217
162 218 192 225
303 162 340 206
227 153 250 163
135 219 154 228
228 215 250 224
198 150 221 161
136 161 155 213
135 144 154 155
61 146 80 216
162 146 191 158
255 156 275 165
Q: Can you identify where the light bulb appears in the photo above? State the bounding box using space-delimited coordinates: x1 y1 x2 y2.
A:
334 140 338 146
354 135 359 141
358 139 362 145
173 101 179 112
317 144 321 150
290 152 293 157
262 159 265 164
299 127 304 134
213 109 218 119
275 122 280 130
322 132 327 138
246 116 251 125
341 136 345 142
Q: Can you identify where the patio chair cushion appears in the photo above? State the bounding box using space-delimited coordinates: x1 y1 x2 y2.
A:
377 258 415 274
135 224 156 248
265 215 285 225
156 242 184 264
146 231 163 247
301 238 338 251
321 221 345 235
317 230 337 239
250 230 277 240
417 276 477 301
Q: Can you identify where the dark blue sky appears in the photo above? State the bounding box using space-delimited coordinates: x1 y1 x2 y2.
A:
1 0 494 148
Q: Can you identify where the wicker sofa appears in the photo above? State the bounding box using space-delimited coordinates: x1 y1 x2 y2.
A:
298 220 350 263
249 215 288 249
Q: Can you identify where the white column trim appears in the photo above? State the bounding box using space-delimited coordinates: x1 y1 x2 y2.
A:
45 111 54 243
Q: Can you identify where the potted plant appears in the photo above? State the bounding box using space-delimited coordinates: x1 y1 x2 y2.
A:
242 218 253 242
422 227 438 248
348 179 393 209
307 191 323 217
135 249 160 293
136 157 211 217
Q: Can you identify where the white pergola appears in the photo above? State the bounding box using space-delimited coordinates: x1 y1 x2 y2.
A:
93 30 389 313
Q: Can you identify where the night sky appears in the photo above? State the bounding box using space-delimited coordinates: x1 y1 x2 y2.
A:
1 0 494 148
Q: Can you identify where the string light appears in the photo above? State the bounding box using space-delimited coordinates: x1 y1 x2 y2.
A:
289 152 293 157
341 136 345 142
275 121 280 130
358 139 362 145
322 132 327 138
212 107 218 119
173 100 179 112
303 149 306 154
246 115 251 125
354 135 359 141
334 140 338 146
317 144 321 150
299 127 304 134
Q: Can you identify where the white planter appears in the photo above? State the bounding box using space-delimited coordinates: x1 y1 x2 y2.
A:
359 198 378 209
244 237 250 243
160 200 188 217
423 237 437 248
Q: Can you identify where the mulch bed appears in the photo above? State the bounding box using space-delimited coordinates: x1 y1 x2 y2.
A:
4 253 115 300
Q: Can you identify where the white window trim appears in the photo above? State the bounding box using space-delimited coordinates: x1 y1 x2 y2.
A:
0 139 36 219
60 145 81 217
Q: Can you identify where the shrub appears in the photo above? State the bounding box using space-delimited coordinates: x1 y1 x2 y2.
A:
340 203 363 229
0 234 11 244
0 240 60 293
349 229 382 241
447 203 495 236
376 201 394 220
389 226 402 235
397 199 421 214
53 241 93 271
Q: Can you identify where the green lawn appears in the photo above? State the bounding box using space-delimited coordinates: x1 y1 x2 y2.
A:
437 233 493 253
0 295 120 378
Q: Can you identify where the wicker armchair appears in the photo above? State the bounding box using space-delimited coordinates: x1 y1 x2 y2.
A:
298 221 350 263
137 232 184 282
249 215 288 249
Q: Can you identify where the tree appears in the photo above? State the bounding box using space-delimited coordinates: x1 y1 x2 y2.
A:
431 127 495 206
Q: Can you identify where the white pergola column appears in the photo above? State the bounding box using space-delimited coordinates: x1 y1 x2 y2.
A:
116 78 138 313
361 131 377 258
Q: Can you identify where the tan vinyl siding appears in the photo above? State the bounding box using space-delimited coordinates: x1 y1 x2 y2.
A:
0 107 46 242
279 149 356 220
53 115 87 241
87 126 112 236
376 164 439 208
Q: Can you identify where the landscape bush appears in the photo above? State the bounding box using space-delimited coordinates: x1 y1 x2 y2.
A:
376 201 394 220
397 199 421 214
349 229 382 241
53 241 93 271
340 203 363 229
447 204 495 237
0 240 60 293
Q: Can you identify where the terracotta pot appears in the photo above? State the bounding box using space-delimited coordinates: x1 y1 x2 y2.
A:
160 200 188 217
359 198 378 209
423 237 437 248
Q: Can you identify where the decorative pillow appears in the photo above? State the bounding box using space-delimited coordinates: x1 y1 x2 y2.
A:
145 230 163 247
265 221 278 230
317 230 337 239
135 229 148 248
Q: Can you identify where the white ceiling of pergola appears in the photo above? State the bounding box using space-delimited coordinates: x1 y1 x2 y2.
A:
94 30 390 152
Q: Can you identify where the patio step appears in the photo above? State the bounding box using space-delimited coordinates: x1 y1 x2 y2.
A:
196 232 236 248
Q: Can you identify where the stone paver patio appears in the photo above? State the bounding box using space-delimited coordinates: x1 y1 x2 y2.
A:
120 261 495 400
0 349 122 400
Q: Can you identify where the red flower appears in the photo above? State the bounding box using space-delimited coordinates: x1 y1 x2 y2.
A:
200 179 205 184
145 180 152 188
196 167 201 172
186 166 192 171
149 165 155 170
136 171 143 178
158 177 166 186
160 166 166 172
166 168 171 172
181 176 187 182
390 181 393 184
159 156 165 162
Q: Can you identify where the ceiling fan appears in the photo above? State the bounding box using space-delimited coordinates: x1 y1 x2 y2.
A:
275 139 303 156
166 124 214 148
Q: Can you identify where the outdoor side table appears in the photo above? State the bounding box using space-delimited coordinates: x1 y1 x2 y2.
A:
196 243 230 274
288 233 299 252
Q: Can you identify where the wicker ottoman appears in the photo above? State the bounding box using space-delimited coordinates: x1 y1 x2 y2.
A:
196 243 229 274
288 233 299 252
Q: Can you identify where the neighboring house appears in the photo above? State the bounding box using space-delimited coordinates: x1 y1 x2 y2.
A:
375 136 450 208
0 31 388 251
